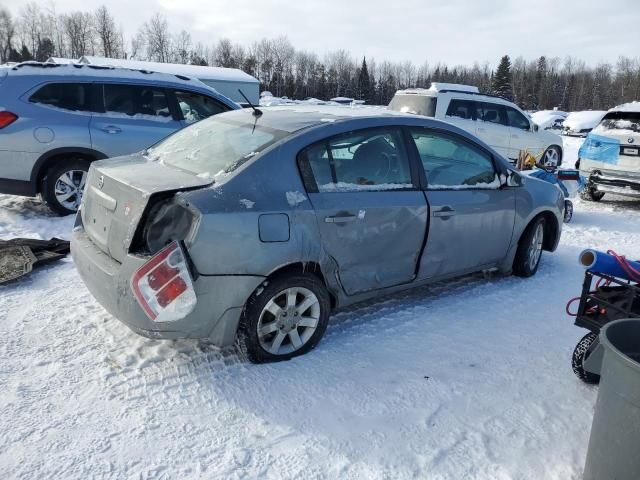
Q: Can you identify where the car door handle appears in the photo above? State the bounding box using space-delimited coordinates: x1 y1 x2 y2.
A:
512 134 519 138
477 127 486 132
325 214 357 223
432 207 457 218
101 125 122 134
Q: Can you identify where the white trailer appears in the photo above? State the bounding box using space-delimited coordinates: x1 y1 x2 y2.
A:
73 56 259 105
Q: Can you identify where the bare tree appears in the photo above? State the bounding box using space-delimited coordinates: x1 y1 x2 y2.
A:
142 14 172 62
0 8 15 63
94 6 120 58
173 30 191 64
18 2 43 58
63 12 95 58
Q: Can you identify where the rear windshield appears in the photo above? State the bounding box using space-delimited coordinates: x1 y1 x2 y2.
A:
146 115 289 176
389 94 437 117
599 111 640 132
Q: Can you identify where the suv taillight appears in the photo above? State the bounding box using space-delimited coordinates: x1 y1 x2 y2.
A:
0 111 17 129
130 242 197 322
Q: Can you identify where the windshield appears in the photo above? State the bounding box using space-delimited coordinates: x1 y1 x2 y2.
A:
389 94 437 117
146 115 289 176
599 111 640 132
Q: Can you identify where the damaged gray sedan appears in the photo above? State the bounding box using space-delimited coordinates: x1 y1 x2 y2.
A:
71 105 564 363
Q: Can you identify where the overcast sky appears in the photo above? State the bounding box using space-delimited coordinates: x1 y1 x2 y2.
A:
5 0 640 66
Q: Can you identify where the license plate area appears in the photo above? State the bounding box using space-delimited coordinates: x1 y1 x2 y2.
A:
622 147 639 156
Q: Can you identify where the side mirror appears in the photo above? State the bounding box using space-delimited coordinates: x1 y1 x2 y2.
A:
503 170 522 187
532 123 539 132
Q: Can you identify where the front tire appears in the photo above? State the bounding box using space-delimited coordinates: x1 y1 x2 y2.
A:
41 159 89 215
572 332 601 384
513 217 545 277
236 273 331 363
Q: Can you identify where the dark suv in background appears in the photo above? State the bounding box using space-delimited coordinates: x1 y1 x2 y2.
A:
0 62 238 214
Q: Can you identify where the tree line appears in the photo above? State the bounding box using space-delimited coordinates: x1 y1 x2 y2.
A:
1 3 639 111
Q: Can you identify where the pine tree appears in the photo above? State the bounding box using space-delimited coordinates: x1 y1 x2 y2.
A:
533 56 547 109
357 57 373 103
491 55 513 100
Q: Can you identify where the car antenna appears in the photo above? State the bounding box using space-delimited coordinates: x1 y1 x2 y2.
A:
238 89 262 117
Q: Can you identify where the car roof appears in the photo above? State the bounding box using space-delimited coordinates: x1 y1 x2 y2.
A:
8 62 213 90
223 104 417 133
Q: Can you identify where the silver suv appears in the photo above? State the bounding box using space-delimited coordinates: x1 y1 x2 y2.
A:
0 62 239 214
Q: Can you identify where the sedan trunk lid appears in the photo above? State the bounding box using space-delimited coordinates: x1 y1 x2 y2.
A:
81 154 212 263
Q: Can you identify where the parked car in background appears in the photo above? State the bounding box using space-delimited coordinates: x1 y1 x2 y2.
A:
561 110 606 137
72 105 564 363
531 110 567 131
0 62 239 214
578 102 640 201
388 83 564 166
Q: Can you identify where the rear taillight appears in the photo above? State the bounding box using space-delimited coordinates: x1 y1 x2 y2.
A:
130 242 197 322
0 111 17 129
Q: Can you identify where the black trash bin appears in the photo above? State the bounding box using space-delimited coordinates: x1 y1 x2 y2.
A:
584 319 640 480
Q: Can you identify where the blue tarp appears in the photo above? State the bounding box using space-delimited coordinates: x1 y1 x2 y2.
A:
578 133 620 164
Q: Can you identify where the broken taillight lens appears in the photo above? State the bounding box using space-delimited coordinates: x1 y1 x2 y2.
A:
0 111 17 129
130 242 197 322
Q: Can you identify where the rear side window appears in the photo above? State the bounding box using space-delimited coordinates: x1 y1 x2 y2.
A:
299 128 413 192
410 128 497 189
506 107 531 130
29 83 93 112
103 84 172 118
174 90 228 124
478 102 508 126
446 99 477 120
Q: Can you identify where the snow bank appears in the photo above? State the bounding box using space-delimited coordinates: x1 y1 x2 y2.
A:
563 111 606 131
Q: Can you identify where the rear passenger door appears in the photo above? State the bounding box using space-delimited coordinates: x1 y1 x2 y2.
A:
475 102 511 159
443 98 478 135
299 127 428 295
409 128 515 279
90 83 182 158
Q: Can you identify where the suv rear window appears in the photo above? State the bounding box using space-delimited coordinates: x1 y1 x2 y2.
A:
388 94 437 117
599 111 640 132
29 83 93 112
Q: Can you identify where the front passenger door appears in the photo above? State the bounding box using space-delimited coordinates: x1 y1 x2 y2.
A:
476 102 511 160
300 127 428 295
409 128 515 280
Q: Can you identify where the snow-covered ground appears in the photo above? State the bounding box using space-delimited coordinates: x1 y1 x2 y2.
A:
1 136 639 479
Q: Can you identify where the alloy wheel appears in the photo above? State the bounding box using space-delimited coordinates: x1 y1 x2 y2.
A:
257 287 321 355
54 170 87 211
528 223 544 270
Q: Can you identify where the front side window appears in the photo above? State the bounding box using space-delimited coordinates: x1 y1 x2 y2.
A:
29 83 93 112
299 128 413 192
103 84 171 118
410 129 497 189
506 107 531 130
478 102 508 126
446 99 477 120
174 90 228 124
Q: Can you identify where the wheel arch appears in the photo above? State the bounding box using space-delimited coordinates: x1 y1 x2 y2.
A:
31 147 108 191
264 261 338 309
520 210 559 252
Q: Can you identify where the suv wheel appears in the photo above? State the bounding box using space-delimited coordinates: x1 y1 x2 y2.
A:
237 274 331 363
513 217 545 277
41 159 89 215
542 146 561 167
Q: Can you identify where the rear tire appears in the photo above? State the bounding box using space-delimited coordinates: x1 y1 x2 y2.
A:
572 332 601 384
512 217 545 277
236 273 331 363
41 158 90 216
542 145 562 167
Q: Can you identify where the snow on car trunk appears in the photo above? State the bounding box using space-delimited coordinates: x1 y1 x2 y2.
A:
1 141 639 478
